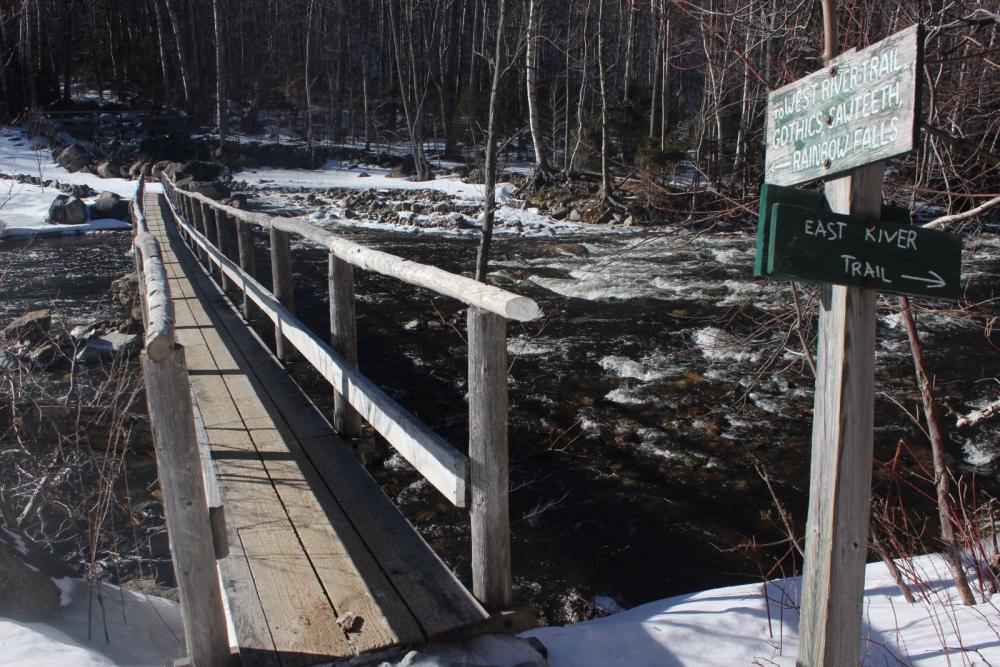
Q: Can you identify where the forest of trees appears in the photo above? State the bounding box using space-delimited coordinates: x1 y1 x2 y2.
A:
1 0 998 214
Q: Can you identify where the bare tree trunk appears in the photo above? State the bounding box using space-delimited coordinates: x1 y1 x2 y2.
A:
475 0 508 283
649 5 661 140
388 0 431 181
23 0 37 109
899 296 976 606
153 0 173 108
622 1 635 103
596 0 611 200
659 9 670 149
304 0 315 158
569 0 592 172
526 0 550 180
163 0 197 110
213 0 227 150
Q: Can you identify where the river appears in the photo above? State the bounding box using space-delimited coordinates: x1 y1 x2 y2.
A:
2 212 997 624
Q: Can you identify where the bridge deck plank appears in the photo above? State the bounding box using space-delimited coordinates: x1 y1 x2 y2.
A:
143 193 487 663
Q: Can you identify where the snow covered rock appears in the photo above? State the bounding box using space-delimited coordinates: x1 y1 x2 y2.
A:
91 191 130 221
55 144 92 173
47 195 88 225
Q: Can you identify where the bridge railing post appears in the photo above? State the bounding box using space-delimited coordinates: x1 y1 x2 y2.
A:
216 211 237 294
270 227 294 363
328 253 362 438
236 220 260 322
467 307 512 610
143 344 232 667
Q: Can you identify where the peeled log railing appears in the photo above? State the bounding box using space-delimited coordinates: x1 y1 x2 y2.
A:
160 172 542 610
131 178 231 667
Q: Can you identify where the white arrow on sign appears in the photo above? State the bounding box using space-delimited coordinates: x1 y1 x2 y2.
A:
769 160 791 173
900 270 946 289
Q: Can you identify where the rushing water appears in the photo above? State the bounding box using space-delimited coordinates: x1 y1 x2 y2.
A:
257 216 1000 622
3 218 998 623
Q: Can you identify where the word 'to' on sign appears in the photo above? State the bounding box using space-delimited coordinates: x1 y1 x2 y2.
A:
765 24 923 186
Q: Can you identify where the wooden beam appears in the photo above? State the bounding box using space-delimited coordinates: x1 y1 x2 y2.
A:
328 253 362 438
141 346 231 667
269 228 294 363
166 178 540 322
797 160 882 666
467 307 512 609
133 232 175 362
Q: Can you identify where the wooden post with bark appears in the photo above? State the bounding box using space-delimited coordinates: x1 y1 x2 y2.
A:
328 253 362 438
236 221 260 321
270 228 294 363
467 307 512 610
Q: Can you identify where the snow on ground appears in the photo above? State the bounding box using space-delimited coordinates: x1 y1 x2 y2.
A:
0 126 153 239
0 578 184 667
4 555 996 665
524 554 1000 666
239 159 486 199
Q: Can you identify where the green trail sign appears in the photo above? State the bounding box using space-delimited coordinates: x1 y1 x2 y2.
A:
765 24 923 186
761 203 962 299
754 183 910 276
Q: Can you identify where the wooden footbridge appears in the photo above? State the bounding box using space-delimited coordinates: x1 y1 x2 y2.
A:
130 175 541 666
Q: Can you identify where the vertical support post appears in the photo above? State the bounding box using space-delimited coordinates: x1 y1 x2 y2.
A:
203 202 221 282
467 307 512 610
270 227 294 363
328 253 362 437
236 220 260 321
141 346 231 667
216 210 237 294
797 160 883 666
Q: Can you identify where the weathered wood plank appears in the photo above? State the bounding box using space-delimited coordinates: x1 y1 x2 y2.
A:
172 215 488 638
170 207 469 506
765 24 922 185
467 308 512 610
163 206 425 653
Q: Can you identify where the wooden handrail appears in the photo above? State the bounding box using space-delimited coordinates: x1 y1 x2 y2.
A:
131 178 175 362
130 178 231 666
164 175 541 322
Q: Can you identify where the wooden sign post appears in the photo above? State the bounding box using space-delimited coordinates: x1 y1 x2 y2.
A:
758 22 931 666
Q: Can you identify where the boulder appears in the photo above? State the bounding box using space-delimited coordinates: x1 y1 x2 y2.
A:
111 272 139 308
91 191 130 221
48 194 88 225
151 160 175 179
182 180 230 200
55 144 91 172
3 309 51 343
96 159 127 179
174 161 224 182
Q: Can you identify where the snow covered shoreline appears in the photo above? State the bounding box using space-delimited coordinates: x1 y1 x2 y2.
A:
0 128 152 240
3 554 996 666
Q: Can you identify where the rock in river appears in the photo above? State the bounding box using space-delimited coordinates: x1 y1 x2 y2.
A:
48 194 88 225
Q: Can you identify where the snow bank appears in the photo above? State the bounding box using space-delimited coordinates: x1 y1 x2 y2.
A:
525 553 1000 666
0 126 150 239
0 578 185 667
